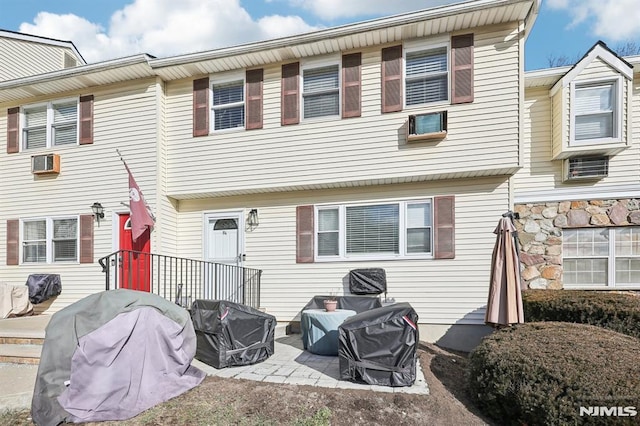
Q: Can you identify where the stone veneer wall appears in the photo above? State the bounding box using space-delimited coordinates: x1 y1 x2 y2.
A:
513 198 640 289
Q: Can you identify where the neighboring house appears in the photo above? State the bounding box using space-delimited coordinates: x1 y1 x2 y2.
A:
518 42 640 292
0 0 547 351
0 30 85 81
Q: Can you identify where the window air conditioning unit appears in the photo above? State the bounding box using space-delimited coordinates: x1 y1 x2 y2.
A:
563 156 608 181
407 111 447 142
31 154 60 175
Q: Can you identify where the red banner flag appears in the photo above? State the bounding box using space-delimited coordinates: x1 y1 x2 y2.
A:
123 162 154 242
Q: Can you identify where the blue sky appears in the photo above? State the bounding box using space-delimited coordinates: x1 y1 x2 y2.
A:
0 0 638 70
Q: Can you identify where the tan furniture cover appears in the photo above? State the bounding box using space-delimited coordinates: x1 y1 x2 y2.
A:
0 282 34 319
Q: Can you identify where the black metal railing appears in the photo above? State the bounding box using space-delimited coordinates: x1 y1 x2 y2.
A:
98 250 262 309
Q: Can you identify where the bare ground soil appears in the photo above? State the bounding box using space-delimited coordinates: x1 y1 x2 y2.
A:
2 343 493 426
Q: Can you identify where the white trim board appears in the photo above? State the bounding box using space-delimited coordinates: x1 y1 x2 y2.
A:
514 184 640 204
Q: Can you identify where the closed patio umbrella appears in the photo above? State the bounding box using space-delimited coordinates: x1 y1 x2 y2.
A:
485 214 524 327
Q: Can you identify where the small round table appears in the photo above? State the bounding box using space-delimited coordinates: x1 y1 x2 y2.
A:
301 308 356 356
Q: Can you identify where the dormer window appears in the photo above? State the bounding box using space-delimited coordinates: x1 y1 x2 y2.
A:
570 77 622 145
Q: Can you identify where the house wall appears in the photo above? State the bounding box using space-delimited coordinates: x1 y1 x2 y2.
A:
0 78 160 313
514 60 640 291
515 74 640 192
175 177 510 330
0 37 75 81
164 23 522 197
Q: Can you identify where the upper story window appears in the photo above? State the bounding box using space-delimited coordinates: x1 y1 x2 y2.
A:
211 78 245 131
382 35 472 113
405 46 448 106
316 200 432 260
571 78 621 145
22 99 78 150
563 227 640 288
302 63 340 119
22 217 78 264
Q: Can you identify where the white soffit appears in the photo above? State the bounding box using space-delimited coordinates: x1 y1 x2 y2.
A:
0 0 537 103
150 0 536 79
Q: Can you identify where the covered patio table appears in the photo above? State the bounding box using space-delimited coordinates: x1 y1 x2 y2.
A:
301 309 356 355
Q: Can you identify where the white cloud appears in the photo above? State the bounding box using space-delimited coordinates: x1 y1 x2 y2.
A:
288 0 462 20
18 0 320 63
547 0 640 41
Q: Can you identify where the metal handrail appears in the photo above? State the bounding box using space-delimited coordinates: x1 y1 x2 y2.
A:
98 249 261 309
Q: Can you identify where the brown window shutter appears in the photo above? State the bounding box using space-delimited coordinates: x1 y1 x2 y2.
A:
193 77 209 137
6 219 19 265
451 34 474 104
434 196 455 259
296 205 314 263
79 214 94 264
342 53 361 118
381 45 403 113
7 107 19 154
79 95 94 144
281 62 299 126
246 69 263 130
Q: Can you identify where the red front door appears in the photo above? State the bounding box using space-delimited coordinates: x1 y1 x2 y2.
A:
119 213 151 291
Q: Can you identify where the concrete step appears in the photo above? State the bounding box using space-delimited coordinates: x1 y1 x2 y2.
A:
0 337 44 345
0 344 42 365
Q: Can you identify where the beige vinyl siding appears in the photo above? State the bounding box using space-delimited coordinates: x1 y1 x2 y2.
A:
165 23 522 198
550 87 565 159
175 177 510 325
515 74 640 193
0 79 159 313
155 78 179 257
0 37 72 81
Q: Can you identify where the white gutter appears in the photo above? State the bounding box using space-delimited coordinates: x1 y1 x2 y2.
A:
150 0 533 69
0 54 154 90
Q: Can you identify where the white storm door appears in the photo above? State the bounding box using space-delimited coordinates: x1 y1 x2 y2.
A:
204 212 244 302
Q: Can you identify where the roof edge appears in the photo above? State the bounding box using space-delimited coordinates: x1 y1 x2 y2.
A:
0 54 154 90
549 41 634 96
149 0 534 69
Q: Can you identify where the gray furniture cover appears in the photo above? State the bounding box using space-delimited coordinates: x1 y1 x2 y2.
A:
303 295 382 314
338 302 418 387
348 268 387 295
191 299 276 369
26 274 61 304
31 289 205 426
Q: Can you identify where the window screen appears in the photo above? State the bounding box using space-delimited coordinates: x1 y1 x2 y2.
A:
303 65 339 119
346 204 399 254
213 80 245 130
406 47 448 105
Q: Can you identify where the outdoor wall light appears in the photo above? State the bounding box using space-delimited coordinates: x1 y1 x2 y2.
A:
91 202 105 224
247 209 259 228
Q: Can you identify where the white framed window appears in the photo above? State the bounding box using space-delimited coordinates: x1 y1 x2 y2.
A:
316 200 432 260
22 99 78 150
570 77 622 145
211 74 245 131
302 59 340 120
405 40 449 107
22 217 78 263
563 227 640 288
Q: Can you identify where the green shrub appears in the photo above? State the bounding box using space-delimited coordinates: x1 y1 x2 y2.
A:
468 322 640 426
523 290 640 339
